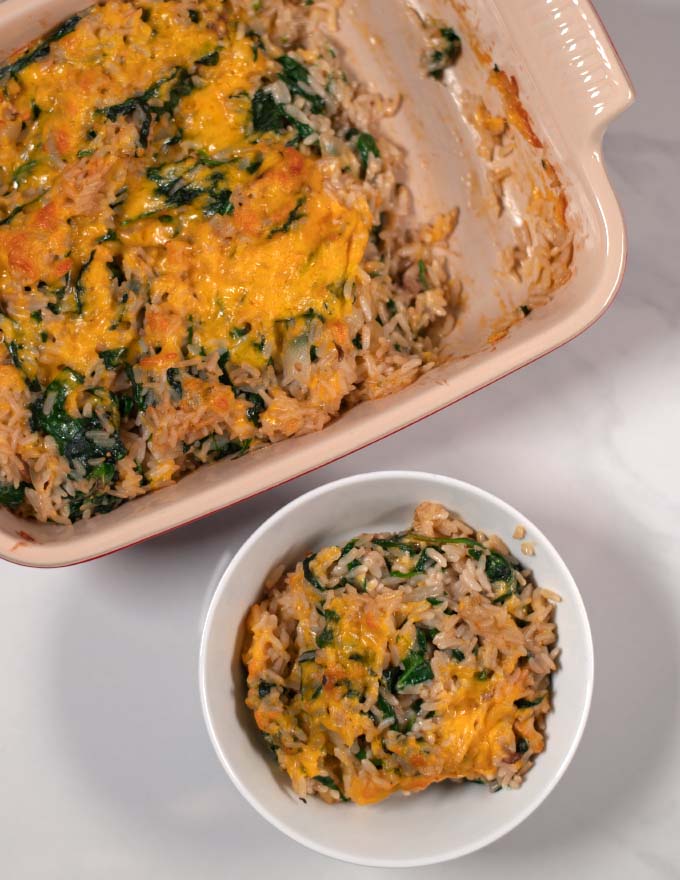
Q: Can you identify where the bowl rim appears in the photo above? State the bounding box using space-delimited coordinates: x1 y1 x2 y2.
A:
198 470 595 867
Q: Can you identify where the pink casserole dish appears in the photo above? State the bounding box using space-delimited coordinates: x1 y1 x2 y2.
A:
0 0 634 567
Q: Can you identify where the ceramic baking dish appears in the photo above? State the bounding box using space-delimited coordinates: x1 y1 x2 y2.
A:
0 0 633 567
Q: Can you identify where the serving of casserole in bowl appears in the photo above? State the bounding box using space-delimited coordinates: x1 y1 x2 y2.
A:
0 0 633 566
200 471 594 865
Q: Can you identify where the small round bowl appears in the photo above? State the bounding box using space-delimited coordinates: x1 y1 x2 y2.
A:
199 471 593 868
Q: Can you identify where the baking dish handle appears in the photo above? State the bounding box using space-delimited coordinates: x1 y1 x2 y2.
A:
494 0 635 150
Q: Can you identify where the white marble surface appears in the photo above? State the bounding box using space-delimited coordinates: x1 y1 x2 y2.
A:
2 0 680 877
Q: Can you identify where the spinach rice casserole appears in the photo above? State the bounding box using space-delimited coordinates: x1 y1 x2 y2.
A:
0 0 464 523
243 502 560 805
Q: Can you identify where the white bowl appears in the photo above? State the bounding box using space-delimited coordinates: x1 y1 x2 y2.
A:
199 471 593 867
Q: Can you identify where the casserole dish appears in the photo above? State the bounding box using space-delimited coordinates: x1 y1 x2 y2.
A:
0 0 633 566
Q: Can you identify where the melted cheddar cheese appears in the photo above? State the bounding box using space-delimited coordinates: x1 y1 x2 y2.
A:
0 0 378 521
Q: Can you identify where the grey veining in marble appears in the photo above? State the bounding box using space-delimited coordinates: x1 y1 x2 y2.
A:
1 0 679 877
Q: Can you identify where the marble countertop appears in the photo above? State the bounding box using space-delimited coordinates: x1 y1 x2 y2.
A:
2 0 679 877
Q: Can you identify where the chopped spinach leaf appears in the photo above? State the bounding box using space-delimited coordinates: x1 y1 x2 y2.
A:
485 552 514 584
6 340 40 391
12 159 37 185
166 367 182 400
67 490 123 522
217 354 266 425
316 627 334 648
302 554 324 590
313 776 347 800
258 681 273 698
29 371 126 479
124 364 149 414
277 55 326 114
99 348 127 370
268 196 306 237
396 630 433 691
0 481 28 508
0 191 45 227
97 66 196 148
251 87 316 145
208 434 251 460
231 323 251 338
515 696 544 709
427 26 462 80
354 132 380 178
0 13 82 81
251 87 288 132
340 539 357 556
418 259 429 289
196 49 219 67
245 152 264 175
298 650 316 663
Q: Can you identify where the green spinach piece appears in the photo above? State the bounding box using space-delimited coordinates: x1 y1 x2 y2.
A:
485 552 514 584
0 191 45 227
200 434 251 461
258 681 273 698
196 50 219 67
355 132 380 178
99 348 127 370
98 66 197 148
68 490 123 522
0 481 28 508
313 775 348 801
372 692 396 725
302 553 324 590
0 14 81 81
245 153 264 175
340 539 357 556
418 259 429 289
6 341 40 391
146 160 234 217
251 88 315 145
396 629 433 691
12 159 38 185
277 55 326 114
251 88 288 132
316 626 334 648
298 650 317 663
217 353 265 426
268 196 306 237
427 26 462 80
515 696 544 709
372 535 416 553
391 549 432 578
166 367 183 400
124 365 150 414
30 371 127 475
